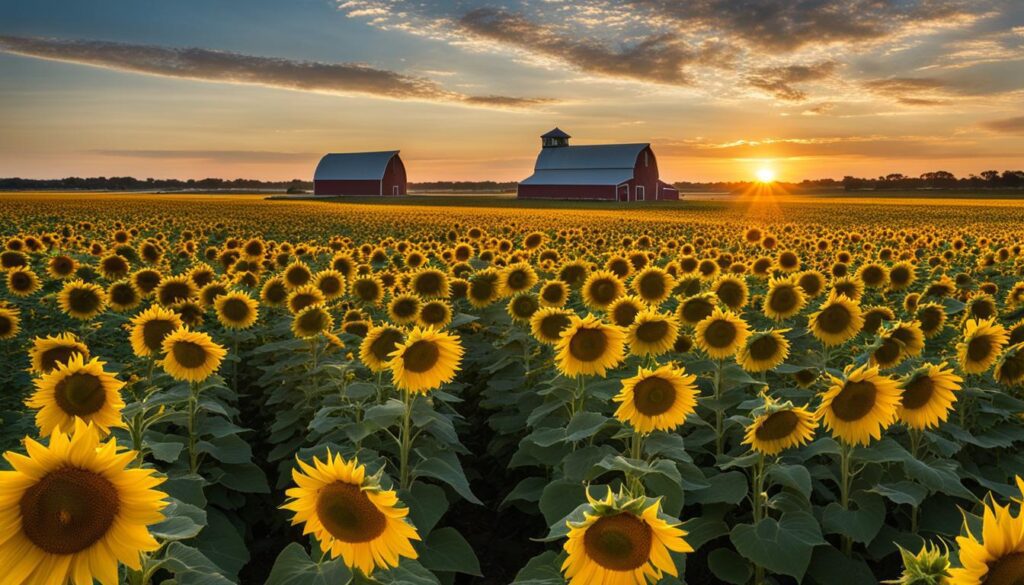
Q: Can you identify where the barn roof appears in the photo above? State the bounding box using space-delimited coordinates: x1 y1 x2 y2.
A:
314 151 399 181
541 127 571 139
522 143 649 186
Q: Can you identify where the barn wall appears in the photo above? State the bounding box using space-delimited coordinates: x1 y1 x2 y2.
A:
633 146 660 200
314 179 383 196
382 156 407 196
517 184 618 200
659 182 680 201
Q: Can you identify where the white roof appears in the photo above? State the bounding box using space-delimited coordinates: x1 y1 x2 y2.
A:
535 143 648 171
520 169 634 186
520 143 648 186
314 151 399 181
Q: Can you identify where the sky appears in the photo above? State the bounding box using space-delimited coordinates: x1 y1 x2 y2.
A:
0 0 1022 182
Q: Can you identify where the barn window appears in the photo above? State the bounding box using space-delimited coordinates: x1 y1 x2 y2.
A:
644 151 649 167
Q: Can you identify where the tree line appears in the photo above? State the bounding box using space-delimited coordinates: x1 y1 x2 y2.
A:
674 170 1024 192
0 177 519 193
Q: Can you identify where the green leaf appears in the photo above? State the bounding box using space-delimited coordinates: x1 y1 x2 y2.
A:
374 560 441 585
729 511 824 581
708 548 752 584
265 543 351 585
194 508 249 578
417 527 483 576
197 434 253 464
512 551 564 584
502 476 548 507
689 471 748 505
822 491 886 544
147 439 185 463
869 481 929 507
151 498 206 541
539 479 586 527
413 454 482 505
161 543 234 585
364 399 406 428
564 411 608 442
807 545 878 585
767 464 812 500
401 482 449 536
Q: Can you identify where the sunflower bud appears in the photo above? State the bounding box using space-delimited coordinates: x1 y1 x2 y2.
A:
885 542 950 585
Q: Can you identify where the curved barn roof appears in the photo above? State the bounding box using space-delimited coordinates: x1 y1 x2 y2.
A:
522 143 649 186
314 151 399 181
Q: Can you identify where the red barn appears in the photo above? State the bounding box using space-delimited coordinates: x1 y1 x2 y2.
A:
517 128 679 201
313 151 407 196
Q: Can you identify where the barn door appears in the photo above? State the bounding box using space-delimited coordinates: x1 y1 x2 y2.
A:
618 185 628 201
392 185 399 196
636 186 645 201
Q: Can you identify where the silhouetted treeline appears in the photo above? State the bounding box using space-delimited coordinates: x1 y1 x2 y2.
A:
675 170 1024 193
0 176 518 193
0 176 315 192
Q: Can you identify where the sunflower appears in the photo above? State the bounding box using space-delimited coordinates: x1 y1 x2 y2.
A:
159 328 227 383
261 276 289 307
155 276 197 307
898 362 962 430
608 295 646 328
712 275 749 310
172 299 205 328
996 343 1024 387
288 285 327 314
796 270 827 298
0 305 20 340
562 490 691 585
360 325 406 372
214 291 259 330
743 398 817 455
387 327 463 393
861 306 895 335
631 267 676 306
613 365 697 434
417 300 452 329
582 270 626 310
949 481 1024 584
817 364 901 446
498 262 538 297
957 318 1010 374
129 305 184 358
410 268 449 299
627 310 679 357
1008 319 1024 347
676 293 718 326
831 276 865 302
6 268 40 297
912 302 946 338
292 305 334 339
58 279 107 320
387 294 421 325
47 254 78 279
694 307 750 360
283 261 313 289
737 329 790 373
539 280 569 308
350 275 384 305
809 294 863 347
555 314 627 378
198 281 229 308
314 269 347 301
530 307 574 345
887 261 916 291
281 452 419 575
467 269 500 308
26 354 126 436
763 276 806 321
0 420 167 585
508 293 541 323
106 280 141 312
856 262 889 289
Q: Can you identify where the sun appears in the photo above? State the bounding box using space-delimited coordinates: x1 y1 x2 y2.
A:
756 167 776 183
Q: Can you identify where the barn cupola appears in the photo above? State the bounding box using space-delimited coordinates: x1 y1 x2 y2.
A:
541 127 570 148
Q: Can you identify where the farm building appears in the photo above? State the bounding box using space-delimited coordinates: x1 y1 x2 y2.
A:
313 151 407 196
517 128 679 201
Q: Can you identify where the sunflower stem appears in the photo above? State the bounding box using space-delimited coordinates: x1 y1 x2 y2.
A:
839 441 855 556
399 388 414 490
187 381 201 474
231 332 239 395
713 359 725 457
626 430 645 497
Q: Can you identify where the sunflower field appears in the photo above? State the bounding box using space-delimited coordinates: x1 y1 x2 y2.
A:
1 192 1024 585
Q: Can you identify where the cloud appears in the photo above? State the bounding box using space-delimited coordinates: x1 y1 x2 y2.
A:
0 35 553 109
656 134 1018 159
630 0 974 52
746 61 839 101
982 115 1024 134
456 8 699 86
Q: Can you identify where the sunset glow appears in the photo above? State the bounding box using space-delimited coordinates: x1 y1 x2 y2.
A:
756 168 776 183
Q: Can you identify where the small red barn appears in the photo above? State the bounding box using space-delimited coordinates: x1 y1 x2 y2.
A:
313 151 407 196
517 128 679 201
